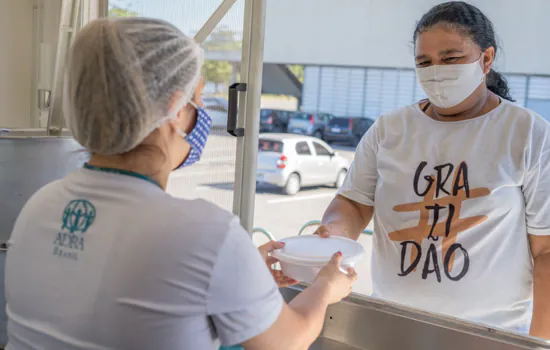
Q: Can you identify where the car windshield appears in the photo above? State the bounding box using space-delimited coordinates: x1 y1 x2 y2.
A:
329 118 351 127
258 139 284 153
260 110 273 120
291 113 310 120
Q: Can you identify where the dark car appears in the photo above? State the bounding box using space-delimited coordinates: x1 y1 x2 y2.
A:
260 109 292 133
324 116 375 146
287 112 334 140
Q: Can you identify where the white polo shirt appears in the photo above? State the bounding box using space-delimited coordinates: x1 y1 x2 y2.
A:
6 167 283 349
339 100 550 333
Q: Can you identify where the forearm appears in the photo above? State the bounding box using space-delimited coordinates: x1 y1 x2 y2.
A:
243 283 330 350
530 252 550 339
322 195 372 240
287 283 330 344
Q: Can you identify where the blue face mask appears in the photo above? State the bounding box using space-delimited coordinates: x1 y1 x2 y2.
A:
176 104 212 169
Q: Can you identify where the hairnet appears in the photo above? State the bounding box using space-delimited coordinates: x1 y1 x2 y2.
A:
63 17 204 155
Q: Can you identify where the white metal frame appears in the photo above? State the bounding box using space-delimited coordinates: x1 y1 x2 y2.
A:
235 0 266 232
82 0 107 22
30 1 44 128
46 0 81 135
194 0 238 44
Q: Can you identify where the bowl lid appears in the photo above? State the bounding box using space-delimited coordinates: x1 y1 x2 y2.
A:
272 235 364 265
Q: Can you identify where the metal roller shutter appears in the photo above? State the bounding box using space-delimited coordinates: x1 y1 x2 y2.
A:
504 75 527 106
526 76 550 120
348 68 367 117
364 69 384 117
317 67 337 114
331 67 352 116
301 66 321 112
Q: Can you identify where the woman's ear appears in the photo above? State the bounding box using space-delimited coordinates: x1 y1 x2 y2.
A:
176 105 197 134
482 47 495 74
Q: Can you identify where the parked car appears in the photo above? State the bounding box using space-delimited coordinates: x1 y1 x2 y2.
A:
260 109 292 133
256 134 350 195
287 112 334 139
203 97 229 129
324 116 375 146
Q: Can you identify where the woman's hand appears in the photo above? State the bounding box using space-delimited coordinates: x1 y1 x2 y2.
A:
313 224 332 238
258 241 299 288
313 224 346 238
312 252 358 304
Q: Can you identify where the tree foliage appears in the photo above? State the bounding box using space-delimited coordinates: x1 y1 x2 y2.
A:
203 61 233 93
203 28 241 93
287 65 305 83
204 28 242 51
108 2 138 18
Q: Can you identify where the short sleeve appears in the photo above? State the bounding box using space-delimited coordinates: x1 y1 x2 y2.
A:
207 218 283 346
337 122 379 206
524 118 550 236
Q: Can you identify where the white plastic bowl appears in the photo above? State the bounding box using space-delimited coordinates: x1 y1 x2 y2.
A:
272 235 365 283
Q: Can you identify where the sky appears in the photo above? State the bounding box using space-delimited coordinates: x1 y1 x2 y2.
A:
109 0 245 37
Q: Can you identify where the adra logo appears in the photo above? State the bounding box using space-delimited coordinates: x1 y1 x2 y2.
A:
53 199 96 260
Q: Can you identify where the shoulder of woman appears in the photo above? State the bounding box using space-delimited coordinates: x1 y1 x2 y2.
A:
18 178 66 215
500 101 549 133
363 104 418 144
376 104 419 127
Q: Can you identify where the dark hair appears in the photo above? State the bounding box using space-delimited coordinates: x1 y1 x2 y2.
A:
413 1 514 102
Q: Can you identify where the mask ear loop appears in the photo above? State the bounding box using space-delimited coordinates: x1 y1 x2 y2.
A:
176 101 200 138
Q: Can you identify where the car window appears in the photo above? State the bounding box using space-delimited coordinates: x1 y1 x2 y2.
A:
330 118 351 127
260 110 273 120
291 113 309 120
295 141 312 155
258 139 284 153
319 114 331 123
313 142 332 156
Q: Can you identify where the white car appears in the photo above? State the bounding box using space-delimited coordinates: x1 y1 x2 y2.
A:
257 134 350 195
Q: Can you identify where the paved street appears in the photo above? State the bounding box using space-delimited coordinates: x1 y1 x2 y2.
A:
166 130 374 295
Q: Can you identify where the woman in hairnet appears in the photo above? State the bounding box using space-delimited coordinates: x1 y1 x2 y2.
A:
5 17 357 350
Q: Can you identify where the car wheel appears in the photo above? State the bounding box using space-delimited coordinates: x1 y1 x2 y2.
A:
313 130 323 140
334 169 347 188
284 173 301 196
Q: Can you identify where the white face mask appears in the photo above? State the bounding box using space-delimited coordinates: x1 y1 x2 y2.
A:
416 58 485 109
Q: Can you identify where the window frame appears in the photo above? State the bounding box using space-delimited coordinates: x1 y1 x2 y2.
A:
312 141 332 157
295 141 313 156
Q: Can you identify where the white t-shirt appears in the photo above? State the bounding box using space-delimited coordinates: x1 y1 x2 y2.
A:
6 167 283 350
339 100 550 333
